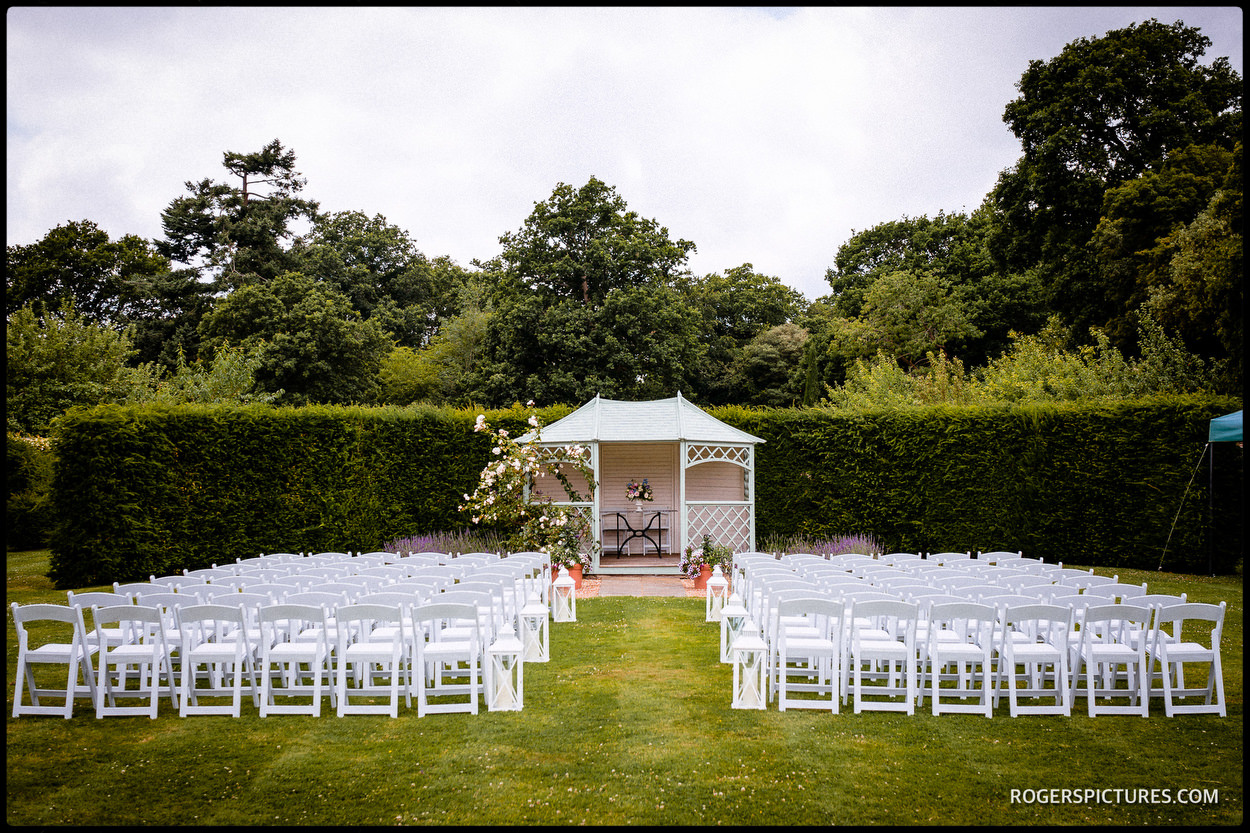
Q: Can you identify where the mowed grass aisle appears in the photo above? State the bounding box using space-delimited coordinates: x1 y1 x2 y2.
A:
6 553 1243 825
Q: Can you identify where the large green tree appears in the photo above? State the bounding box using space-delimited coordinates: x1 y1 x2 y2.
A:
5 220 170 321
988 19 1242 341
5 220 211 372
472 282 702 406
197 271 389 405
6 304 153 433
292 210 472 348
494 176 695 305
157 139 319 288
674 263 806 404
472 177 702 405
1090 142 1238 349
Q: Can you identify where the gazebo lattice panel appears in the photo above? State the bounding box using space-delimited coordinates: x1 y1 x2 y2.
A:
685 504 753 554
686 444 751 468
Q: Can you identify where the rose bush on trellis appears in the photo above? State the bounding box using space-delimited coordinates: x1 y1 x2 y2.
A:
459 406 599 569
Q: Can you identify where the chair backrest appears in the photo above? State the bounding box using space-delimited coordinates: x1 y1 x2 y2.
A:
849 599 918 642
66 591 130 609
1080 603 1152 644
257 603 329 652
927 601 997 644
137 591 190 611
1153 601 1226 643
175 603 247 645
357 591 423 611
1002 575 1055 592
12 601 83 633
1137 593 1188 611
1045 592 1092 611
284 591 349 611
436 588 497 625
776 594 842 615
1067 574 1119 591
906 592 964 610
412 601 481 641
112 582 158 601
90 603 166 647
1001 604 1072 646
976 550 1023 562
978 592 1043 610
308 582 365 601
332 603 404 644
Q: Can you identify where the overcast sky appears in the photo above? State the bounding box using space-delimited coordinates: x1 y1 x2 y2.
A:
6 6 1243 301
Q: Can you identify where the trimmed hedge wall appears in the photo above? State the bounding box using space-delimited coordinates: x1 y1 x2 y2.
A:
47 398 1240 588
710 400 1241 575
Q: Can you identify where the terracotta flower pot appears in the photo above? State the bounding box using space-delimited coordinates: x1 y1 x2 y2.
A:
553 564 584 589
694 564 713 590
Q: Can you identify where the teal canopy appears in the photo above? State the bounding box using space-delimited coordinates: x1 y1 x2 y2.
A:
1208 410 1242 442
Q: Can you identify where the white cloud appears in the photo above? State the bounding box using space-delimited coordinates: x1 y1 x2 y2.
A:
6 6 1243 301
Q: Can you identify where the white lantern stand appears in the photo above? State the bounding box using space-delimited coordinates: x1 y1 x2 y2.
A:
720 591 750 663
486 631 525 711
552 566 577 622
732 623 768 710
705 565 729 622
519 598 550 662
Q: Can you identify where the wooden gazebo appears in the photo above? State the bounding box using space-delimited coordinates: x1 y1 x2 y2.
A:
523 394 764 575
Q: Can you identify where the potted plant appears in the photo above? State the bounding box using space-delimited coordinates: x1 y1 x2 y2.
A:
681 535 733 589
536 506 596 588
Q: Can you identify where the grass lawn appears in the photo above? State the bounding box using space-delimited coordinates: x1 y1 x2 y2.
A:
6 551 1242 826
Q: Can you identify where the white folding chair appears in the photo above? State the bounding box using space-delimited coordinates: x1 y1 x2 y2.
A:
1071 603 1151 717
177 603 261 717
258 603 336 717
11 602 98 718
774 596 842 712
412 601 481 716
66 590 132 649
923 601 996 717
848 599 919 714
335 603 409 717
91 604 178 718
976 550 1023 564
994 604 1072 716
927 551 972 566
1149 602 1227 717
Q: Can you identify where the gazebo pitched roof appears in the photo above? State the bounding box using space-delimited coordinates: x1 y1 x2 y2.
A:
527 393 764 445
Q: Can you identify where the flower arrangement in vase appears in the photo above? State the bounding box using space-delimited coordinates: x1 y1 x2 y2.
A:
625 478 653 509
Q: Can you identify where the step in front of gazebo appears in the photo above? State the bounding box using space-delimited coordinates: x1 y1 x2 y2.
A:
595 554 684 576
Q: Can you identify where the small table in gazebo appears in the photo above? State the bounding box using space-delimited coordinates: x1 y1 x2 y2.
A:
602 507 671 557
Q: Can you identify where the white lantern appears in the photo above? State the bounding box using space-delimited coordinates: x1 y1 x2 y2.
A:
552 566 577 622
705 565 730 622
732 623 768 710
519 599 550 662
720 591 749 663
486 631 525 711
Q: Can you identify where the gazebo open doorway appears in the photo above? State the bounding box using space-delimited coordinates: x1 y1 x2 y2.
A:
524 394 764 575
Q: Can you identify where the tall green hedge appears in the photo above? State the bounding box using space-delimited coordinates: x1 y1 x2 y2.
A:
713 399 1241 575
47 398 1240 588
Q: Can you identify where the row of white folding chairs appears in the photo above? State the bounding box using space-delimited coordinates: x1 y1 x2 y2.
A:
737 575 1226 718
11 593 508 719
140 553 550 614
230 549 550 606
123 569 533 653
181 550 534 583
